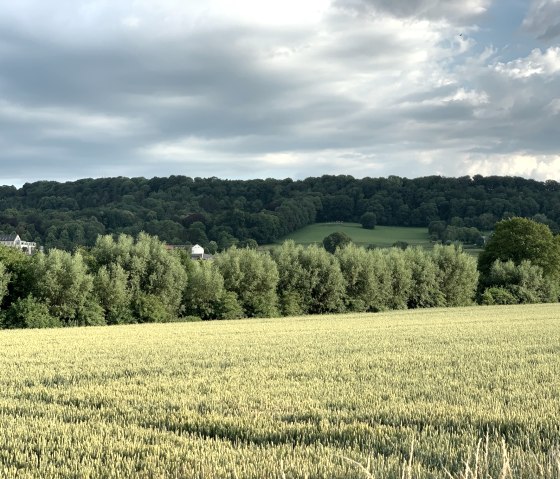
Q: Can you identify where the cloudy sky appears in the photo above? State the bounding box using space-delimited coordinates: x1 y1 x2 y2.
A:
1 0 559 186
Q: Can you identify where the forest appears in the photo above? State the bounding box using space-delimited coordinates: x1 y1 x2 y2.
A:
1 174 560 251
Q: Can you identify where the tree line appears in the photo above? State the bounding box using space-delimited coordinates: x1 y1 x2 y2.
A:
1 174 560 251
0 234 480 328
2 217 558 329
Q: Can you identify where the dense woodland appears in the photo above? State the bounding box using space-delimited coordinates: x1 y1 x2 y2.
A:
1 174 560 250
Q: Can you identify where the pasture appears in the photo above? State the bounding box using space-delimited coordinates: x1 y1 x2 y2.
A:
1 305 559 478
277 223 431 248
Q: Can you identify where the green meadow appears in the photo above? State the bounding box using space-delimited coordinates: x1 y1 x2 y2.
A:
1 304 559 478
277 223 431 248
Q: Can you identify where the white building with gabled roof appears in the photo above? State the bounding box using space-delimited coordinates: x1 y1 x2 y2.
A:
0 233 37 255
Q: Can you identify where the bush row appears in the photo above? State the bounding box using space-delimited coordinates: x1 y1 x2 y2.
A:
1 229 557 329
0 235 482 328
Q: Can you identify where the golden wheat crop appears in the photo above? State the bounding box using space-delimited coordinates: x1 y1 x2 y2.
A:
1 304 559 478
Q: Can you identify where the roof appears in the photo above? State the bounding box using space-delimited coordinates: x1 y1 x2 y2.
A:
0 233 18 242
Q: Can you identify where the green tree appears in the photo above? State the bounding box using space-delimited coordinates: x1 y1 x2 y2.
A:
4 295 61 329
323 231 352 254
298 244 345 314
481 259 557 304
385 248 412 310
30 249 101 325
336 243 386 312
360 212 376 229
404 247 445 309
0 245 32 309
480 287 517 305
94 264 134 324
478 217 560 280
271 241 308 316
432 244 479 307
272 242 345 315
215 247 279 318
90 233 187 321
239 239 258 249
207 241 218 255
182 260 242 320
367 249 394 311
129 233 187 319
134 294 173 323
0 262 9 309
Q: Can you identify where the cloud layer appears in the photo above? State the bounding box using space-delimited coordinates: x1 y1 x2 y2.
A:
0 0 559 185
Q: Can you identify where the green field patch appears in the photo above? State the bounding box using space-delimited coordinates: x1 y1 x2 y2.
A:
277 223 430 248
1 304 559 478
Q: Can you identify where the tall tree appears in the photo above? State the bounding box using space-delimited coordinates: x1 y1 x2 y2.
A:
384 248 412 310
215 247 279 318
182 260 242 320
271 241 309 316
478 217 560 280
0 262 9 308
30 249 104 325
0 246 32 310
90 233 187 322
404 247 444 309
93 264 134 324
297 244 345 314
432 244 479 307
336 243 386 312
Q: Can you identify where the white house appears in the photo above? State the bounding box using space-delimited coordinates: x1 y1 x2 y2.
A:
191 244 213 260
0 233 37 255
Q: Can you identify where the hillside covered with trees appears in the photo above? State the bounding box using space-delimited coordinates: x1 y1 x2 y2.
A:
1 175 560 251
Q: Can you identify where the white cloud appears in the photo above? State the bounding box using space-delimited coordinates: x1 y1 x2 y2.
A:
494 47 560 78
463 154 560 180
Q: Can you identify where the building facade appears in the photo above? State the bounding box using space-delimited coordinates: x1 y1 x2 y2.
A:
0 234 37 255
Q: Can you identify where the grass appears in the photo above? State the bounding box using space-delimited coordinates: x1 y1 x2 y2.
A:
1 304 560 478
275 223 431 248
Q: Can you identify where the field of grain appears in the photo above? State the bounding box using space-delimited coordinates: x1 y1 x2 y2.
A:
1 305 560 478
277 223 431 248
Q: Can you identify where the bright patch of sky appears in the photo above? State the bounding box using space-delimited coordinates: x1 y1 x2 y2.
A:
0 0 559 186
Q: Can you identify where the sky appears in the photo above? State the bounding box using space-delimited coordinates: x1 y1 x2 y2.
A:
0 0 559 187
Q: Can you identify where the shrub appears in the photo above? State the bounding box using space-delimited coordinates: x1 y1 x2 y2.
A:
5 296 62 329
481 287 518 305
360 212 376 229
322 232 352 254
134 294 174 323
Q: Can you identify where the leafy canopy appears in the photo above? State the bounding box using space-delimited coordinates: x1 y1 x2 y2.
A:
478 217 560 279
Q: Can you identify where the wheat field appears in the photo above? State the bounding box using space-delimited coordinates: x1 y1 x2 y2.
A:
1 304 559 478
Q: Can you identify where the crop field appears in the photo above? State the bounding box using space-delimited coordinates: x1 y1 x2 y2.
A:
1 305 560 478
277 223 431 248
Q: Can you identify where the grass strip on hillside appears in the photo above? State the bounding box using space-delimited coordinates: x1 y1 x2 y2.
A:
277 223 431 248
